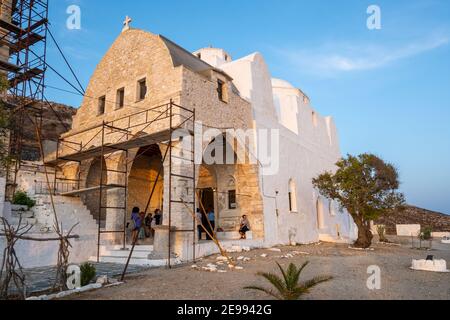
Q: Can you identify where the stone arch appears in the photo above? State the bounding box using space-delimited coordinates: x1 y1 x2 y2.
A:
82 156 107 226
127 144 164 216
197 134 263 237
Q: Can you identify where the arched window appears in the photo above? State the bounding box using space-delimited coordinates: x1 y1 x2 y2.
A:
228 177 237 210
288 179 298 213
316 197 325 229
329 200 336 216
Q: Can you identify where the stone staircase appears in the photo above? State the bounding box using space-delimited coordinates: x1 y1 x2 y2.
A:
89 245 177 267
9 204 38 226
33 195 98 235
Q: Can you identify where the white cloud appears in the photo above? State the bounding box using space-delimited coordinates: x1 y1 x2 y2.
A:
277 35 449 76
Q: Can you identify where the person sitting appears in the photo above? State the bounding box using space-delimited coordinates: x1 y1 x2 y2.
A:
239 215 251 239
154 209 162 226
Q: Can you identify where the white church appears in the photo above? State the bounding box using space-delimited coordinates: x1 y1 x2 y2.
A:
0 20 357 268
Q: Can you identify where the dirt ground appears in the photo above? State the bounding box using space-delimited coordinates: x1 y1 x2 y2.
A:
66 237 450 300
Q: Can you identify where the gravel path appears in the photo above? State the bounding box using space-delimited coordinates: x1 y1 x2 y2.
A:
65 238 450 300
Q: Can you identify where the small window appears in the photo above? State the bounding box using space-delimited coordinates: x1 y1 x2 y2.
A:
329 201 336 216
228 190 237 210
98 96 106 115
116 88 125 109
196 53 201 59
217 79 228 103
137 79 147 101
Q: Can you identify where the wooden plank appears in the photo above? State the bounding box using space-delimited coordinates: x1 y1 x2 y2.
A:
0 59 20 73
60 184 125 197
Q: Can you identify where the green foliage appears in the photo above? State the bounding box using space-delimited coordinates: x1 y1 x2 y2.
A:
419 227 433 241
80 263 97 287
244 262 332 300
312 153 405 248
12 191 36 209
377 225 389 243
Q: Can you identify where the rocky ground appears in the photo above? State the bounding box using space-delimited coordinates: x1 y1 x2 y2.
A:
65 236 450 300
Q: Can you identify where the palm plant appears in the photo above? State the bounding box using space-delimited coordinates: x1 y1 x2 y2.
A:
245 261 332 300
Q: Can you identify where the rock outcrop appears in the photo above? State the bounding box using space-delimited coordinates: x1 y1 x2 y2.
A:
377 205 450 234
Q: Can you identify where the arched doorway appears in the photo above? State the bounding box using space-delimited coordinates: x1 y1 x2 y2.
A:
316 197 325 230
83 156 107 227
127 145 164 217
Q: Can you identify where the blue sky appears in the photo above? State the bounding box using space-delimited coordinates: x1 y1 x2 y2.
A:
45 0 450 214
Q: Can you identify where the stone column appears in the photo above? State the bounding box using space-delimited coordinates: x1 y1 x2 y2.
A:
104 153 127 245
155 139 196 261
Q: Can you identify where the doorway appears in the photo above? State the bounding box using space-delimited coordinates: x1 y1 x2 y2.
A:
199 188 215 239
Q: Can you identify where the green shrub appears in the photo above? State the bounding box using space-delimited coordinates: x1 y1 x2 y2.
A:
80 263 97 286
377 225 389 243
419 227 433 241
12 191 36 209
245 262 332 300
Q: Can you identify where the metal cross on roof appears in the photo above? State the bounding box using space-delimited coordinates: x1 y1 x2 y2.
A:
122 16 132 32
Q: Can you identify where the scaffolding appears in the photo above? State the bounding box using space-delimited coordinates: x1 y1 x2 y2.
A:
0 0 49 199
46 100 197 267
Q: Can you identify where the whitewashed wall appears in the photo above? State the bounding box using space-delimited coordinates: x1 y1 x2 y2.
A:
197 49 357 246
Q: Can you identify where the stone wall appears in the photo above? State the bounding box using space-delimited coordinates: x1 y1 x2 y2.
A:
0 0 12 65
70 29 182 131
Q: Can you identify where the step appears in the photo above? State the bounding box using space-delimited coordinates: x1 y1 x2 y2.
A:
99 249 151 259
102 245 154 252
9 217 37 225
11 211 35 219
88 256 179 267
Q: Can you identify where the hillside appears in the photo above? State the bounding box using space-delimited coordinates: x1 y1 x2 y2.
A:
376 205 450 234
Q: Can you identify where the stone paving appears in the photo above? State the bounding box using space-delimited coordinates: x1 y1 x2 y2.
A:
8 263 148 295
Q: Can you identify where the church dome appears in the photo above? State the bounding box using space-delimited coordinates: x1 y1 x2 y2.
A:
271 78 295 89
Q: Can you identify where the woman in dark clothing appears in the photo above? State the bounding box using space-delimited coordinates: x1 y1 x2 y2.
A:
239 215 251 239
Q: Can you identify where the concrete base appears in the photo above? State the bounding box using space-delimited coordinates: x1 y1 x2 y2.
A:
411 259 449 273
153 225 194 260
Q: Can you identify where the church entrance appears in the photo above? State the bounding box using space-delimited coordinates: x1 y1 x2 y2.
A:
199 187 215 240
127 144 164 245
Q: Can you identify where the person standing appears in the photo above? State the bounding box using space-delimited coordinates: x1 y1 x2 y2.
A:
207 207 215 240
130 207 141 243
144 213 153 238
138 212 146 240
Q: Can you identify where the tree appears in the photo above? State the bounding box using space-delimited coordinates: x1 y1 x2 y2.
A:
312 154 405 248
244 262 332 300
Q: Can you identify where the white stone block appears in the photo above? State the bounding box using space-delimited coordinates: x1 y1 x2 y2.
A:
411 259 449 273
396 224 421 237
